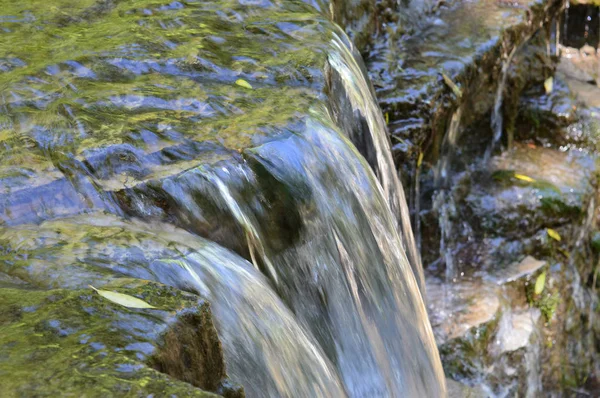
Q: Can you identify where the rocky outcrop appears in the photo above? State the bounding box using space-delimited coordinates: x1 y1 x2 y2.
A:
358 0 600 394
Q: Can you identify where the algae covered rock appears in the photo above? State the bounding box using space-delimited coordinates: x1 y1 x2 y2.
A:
0 279 240 397
464 143 595 239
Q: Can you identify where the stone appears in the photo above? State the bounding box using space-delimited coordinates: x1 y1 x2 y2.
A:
464 143 595 238
446 378 490 398
0 280 240 397
493 308 541 354
490 256 546 285
427 277 501 344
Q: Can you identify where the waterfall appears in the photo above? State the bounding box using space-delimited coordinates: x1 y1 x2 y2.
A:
197 113 445 396
154 245 349 397
326 31 425 294
0 0 446 396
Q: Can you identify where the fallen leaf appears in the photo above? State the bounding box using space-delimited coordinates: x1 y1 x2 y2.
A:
89 285 156 309
547 228 561 241
514 173 535 183
534 271 546 295
441 72 462 99
544 77 553 94
417 152 424 168
385 112 389 124
235 79 253 89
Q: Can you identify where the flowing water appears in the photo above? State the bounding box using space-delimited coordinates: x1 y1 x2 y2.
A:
486 44 520 160
434 107 463 281
0 0 444 396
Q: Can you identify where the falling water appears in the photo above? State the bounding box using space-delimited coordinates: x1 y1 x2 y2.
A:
434 106 463 280
485 45 520 160
0 0 446 396
327 31 425 293
199 114 445 396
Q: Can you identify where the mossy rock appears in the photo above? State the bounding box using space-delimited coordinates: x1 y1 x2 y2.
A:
463 144 595 239
0 279 242 397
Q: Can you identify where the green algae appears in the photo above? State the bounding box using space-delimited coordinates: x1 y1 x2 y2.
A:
0 280 232 397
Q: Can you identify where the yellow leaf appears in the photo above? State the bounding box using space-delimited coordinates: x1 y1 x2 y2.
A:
534 271 546 295
514 173 535 183
441 72 462 99
89 285 156 309
235 79 253 90
385 112 389 124
417 152 424 168
547 228 561 241
544 77 553 94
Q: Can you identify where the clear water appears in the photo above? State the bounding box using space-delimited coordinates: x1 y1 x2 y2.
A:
0 0 445 396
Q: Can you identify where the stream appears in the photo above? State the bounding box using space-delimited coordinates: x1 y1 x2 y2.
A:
1 0 599 397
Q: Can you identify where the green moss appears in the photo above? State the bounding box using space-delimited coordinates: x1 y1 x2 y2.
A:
525 270 559 321
0 281 230 397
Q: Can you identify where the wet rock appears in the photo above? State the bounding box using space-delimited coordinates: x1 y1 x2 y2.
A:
514 75 582 147
494 308 540 353
464 143 595 239
427 278 501 345
446 378 489 398
0 280 239 397
366 0 564 173
490 255 546 285
558 46 600 109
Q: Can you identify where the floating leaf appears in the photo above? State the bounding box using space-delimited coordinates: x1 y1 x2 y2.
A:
534 271 547 295
544 77 553 94
385 112 389 124
417 152 424 168
547 228 561 241
89 285 156 309
514 173 535 183
441 72 462 99
235 79 253 89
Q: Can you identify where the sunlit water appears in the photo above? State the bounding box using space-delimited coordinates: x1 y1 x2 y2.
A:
0 0 444 396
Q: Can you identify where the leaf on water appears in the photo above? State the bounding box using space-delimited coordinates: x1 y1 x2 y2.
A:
89 285 156 309
417 152 424 168
441 72 462 99
235 79 253 89
544 77 553 94
514 173 535 183
547 228 561 241
534 271 546 295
